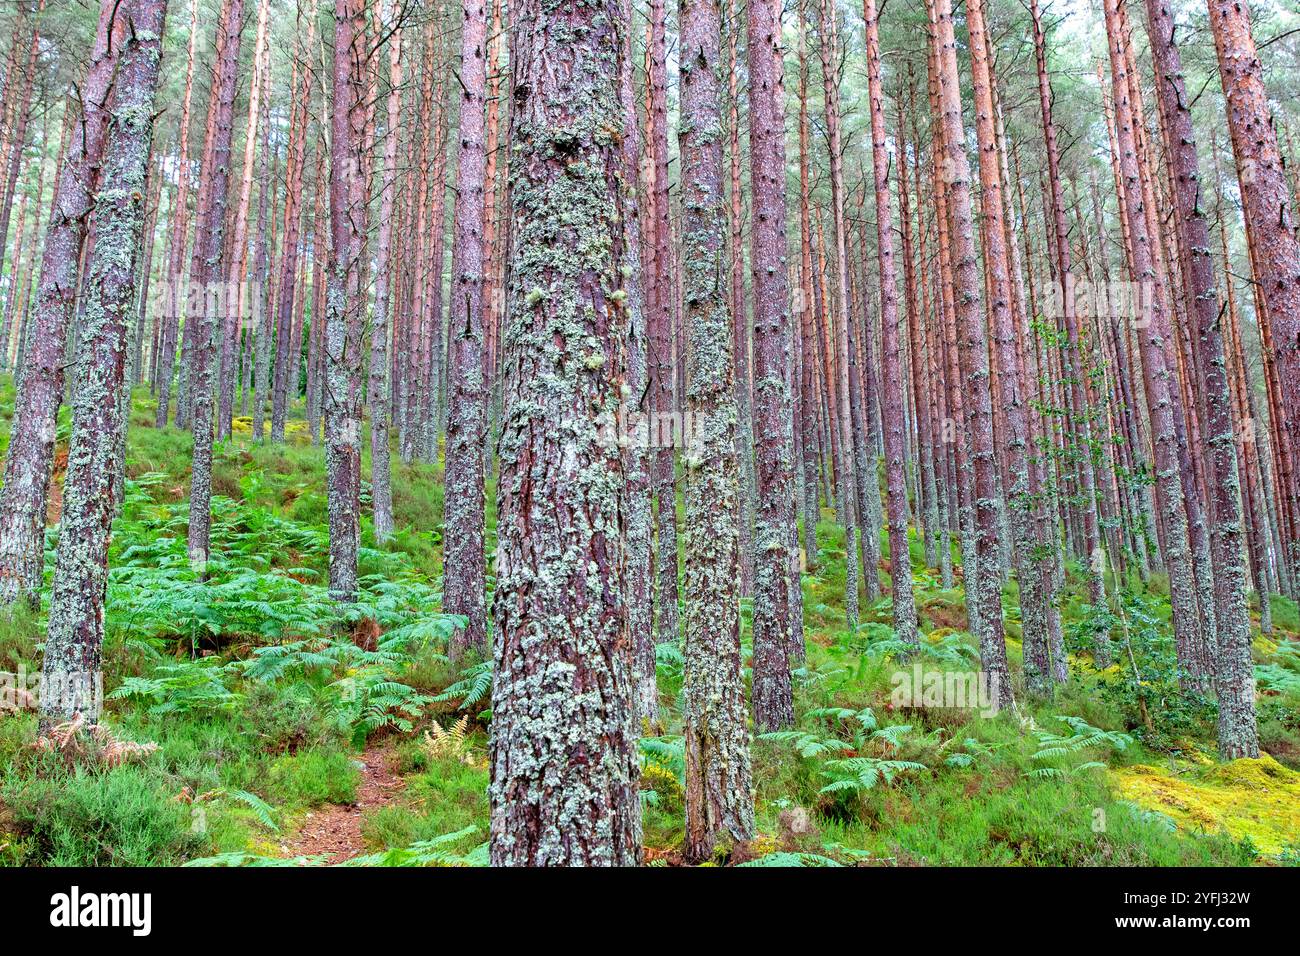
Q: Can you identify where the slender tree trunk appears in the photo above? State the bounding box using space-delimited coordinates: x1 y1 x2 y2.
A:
444 0 490 657
620 0 658 731
817 0 867 620
963 0 1051 690
217 0 270 442
747 0 798 731
488 0 642 865
369 8 400 540
680 0 754 864
648 0 680 654
186 0 246 574
270 13 317 442
155 0 198 421
860 0 918 645
930 0 1011 709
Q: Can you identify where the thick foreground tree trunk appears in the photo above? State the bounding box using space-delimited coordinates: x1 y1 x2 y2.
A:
488 0 642 866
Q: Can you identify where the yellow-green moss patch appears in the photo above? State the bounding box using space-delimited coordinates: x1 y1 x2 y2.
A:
1111 754 1300 855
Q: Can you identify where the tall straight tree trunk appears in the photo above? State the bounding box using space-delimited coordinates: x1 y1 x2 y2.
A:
1100 0 1212 688
620 0 658 730
930 0 1011 709
860 0 918 645
724 0 754 598
39 0 167 729
647 0 680 654
746 0 798 731
963 0 1051 691
0 0 124 607
1208 0 1300 598
0 0 40 290
795 0 821 573
368 6 400 541
186 0 246 574
323 0 369 602
488 0 641 866
250 48 276 440
444 0 490 658
817 0 868 620
680 0 754 864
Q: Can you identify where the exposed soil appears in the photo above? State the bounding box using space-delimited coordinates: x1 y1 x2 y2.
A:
281 743 404 864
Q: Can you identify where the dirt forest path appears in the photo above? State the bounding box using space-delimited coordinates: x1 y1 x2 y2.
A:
280 743 404 864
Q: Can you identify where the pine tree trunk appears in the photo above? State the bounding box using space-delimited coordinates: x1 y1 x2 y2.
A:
619 0 659 731
0 0 124 607
680 0 754 864
488 0 642 865
39 0 167 729
270 16 316 442
444 0 490 657
1144 0 1257 757
747 0 798 731
648 0 680 654
929 0 1011 709
186 0 246 575
861 0 919 645
368 10 400 541
964 0 1051 691
1207 0 1300 606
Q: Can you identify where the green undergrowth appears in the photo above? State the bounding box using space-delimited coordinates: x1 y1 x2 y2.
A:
0 381 1297 866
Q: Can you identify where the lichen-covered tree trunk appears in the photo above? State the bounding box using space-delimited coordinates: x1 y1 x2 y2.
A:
444 0 490 658
0 1 39 299
368 12 400 541
861 0 918 647
185 0 245 575
1208 0 1300 615
930 0 1011 709
488 0 641 866
323 0 369 604
679 0 755 864
746 0 797 731
39 0 167 729
1100 0 1212 688
0 0 124 608
898 97 940 576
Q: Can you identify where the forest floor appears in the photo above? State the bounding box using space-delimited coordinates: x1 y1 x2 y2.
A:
279 742 404 863
0 379 1297 867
